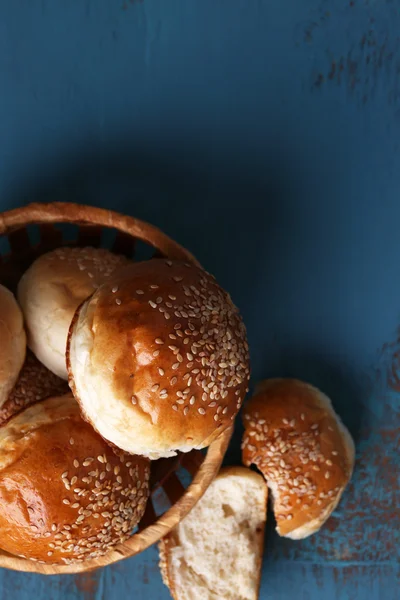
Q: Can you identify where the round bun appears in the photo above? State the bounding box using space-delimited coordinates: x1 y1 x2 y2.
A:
242 378 355 539
18 247 130 380
0 284 26 409
67 259 250 459
0 351 69 425
0 394 150 565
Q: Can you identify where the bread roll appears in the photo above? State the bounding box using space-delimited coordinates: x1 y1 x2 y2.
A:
0 284 26 409
18 247 130 379
159 467 267 600
0 394 150 565
67 259 250 459
242 379 355 539
0 351 69 425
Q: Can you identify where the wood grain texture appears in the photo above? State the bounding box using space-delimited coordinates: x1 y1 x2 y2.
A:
1 0 400 597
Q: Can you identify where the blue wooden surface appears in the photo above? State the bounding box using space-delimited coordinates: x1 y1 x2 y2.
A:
0 1 399 598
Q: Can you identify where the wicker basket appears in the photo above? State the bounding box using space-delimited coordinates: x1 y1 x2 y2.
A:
0 202 232 575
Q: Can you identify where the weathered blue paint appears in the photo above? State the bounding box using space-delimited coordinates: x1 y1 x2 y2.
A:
0 1 399 598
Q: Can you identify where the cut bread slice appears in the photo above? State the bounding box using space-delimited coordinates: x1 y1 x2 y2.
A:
159 466 267 600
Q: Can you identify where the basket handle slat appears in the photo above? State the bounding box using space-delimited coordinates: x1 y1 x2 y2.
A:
7 228 31 255
150 455 181 493
180 450 205 477
112 231 136 258
137 499 157 531
77 225 103 247
39 224 63 249
162 473 186 506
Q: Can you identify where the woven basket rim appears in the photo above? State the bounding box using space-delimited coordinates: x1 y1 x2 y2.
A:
0 201 201 267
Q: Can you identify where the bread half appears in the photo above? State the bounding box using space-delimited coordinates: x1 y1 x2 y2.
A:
159 466 267 600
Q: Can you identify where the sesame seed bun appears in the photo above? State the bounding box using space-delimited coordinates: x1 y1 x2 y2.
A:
0 394 150 565
0 285 26 409
0 351 69 425
67 259 250 460
18 247 130 380
242 379 355 539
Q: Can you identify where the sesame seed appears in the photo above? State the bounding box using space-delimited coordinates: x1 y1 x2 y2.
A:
112 286 118 293
69 438 74 446
98 456 105 463
136 290 144 295
189 396 195 405
153 350 160 358
116 298 122 305
151 384 159 392
158 368 165 376
149 301 157 308
184 407 189 416
170 377 177 385
332 450 338 456
73 460 79 468
131 396 137 405
63 499 70 505
155 338 164 345
172 404 178 411
325 472 331 479
326 459 333 466
198 408 206 415
172 363 180 370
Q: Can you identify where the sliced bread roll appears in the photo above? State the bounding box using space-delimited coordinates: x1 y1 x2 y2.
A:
159 466 267 600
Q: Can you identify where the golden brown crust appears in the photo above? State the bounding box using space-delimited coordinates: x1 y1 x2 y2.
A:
0 351 69 425
67 259 250 458
159 536 178 600
242 379 354 538
0 284 26 408
0 394 150 565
